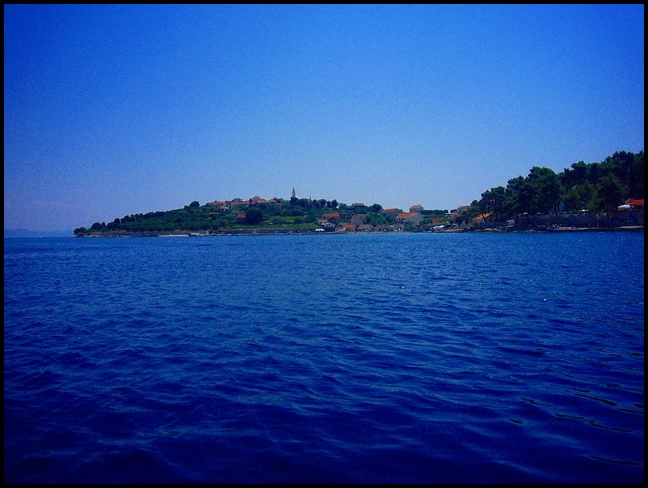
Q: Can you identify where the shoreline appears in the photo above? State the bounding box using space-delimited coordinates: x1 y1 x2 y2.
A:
72 225 644 238
478 225 644 233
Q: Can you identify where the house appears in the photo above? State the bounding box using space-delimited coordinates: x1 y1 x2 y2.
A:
472 213 491 223
410 204 424 213
207 200 227 207
627 198 644 211
207 201 229 213
395 212 423 226
231 201 249 210
381 208 403 219
235 213 247 223
342 223 357 232
323 212 341 220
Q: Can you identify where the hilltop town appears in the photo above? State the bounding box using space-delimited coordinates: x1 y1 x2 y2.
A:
74 189 463 237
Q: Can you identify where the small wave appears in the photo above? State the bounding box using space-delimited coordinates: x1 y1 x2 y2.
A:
22 369 60 387
499 346 547 357
586 420 632 432
567 390 618 407
555 412 585 420
520 397 556 408
319 374 342 385
555 412 634 433
617 407 644 415
590 455 643 466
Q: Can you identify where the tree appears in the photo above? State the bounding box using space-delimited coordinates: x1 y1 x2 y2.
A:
365 212 389 226
506 176 533 216
587 162 603 185
562 161 588 188
245 207 264 225
629 151 644 198
528 167 561 215
562 188 582 213
189 201 200 208
480 186 506 222
603 151 636 196
577 181 595 209
594 175 624 219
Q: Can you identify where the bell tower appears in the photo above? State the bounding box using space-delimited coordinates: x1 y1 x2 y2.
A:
292 187 296 199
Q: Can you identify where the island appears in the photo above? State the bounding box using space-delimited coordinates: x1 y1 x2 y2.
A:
74 150 643 237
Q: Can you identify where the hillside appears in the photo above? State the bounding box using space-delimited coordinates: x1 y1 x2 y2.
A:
74 198 452 236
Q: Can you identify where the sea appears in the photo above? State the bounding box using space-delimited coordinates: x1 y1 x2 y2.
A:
4 231 644 484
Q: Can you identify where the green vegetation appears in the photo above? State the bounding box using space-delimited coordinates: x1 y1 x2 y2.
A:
74 198 359 236
74 150 643 236
465 150 643 226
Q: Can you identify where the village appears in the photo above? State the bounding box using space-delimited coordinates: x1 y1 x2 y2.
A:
196 188 644 235
199 188 464 234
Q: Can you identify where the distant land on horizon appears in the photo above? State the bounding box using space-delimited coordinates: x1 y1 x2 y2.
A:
4 229 73 238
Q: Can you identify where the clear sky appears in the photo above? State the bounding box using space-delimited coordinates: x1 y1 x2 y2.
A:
4 4 644 233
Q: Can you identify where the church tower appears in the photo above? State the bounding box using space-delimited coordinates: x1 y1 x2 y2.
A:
292 187 296 199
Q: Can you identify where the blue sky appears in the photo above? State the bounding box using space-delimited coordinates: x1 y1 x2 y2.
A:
4 4 644 232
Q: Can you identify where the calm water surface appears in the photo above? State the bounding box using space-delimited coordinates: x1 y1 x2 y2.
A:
4 232 644 483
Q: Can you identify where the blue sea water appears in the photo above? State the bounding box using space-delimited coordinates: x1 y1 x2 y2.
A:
4 232 644 483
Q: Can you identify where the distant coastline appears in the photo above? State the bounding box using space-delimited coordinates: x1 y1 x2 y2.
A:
4 229 73 238
6 218 643 240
